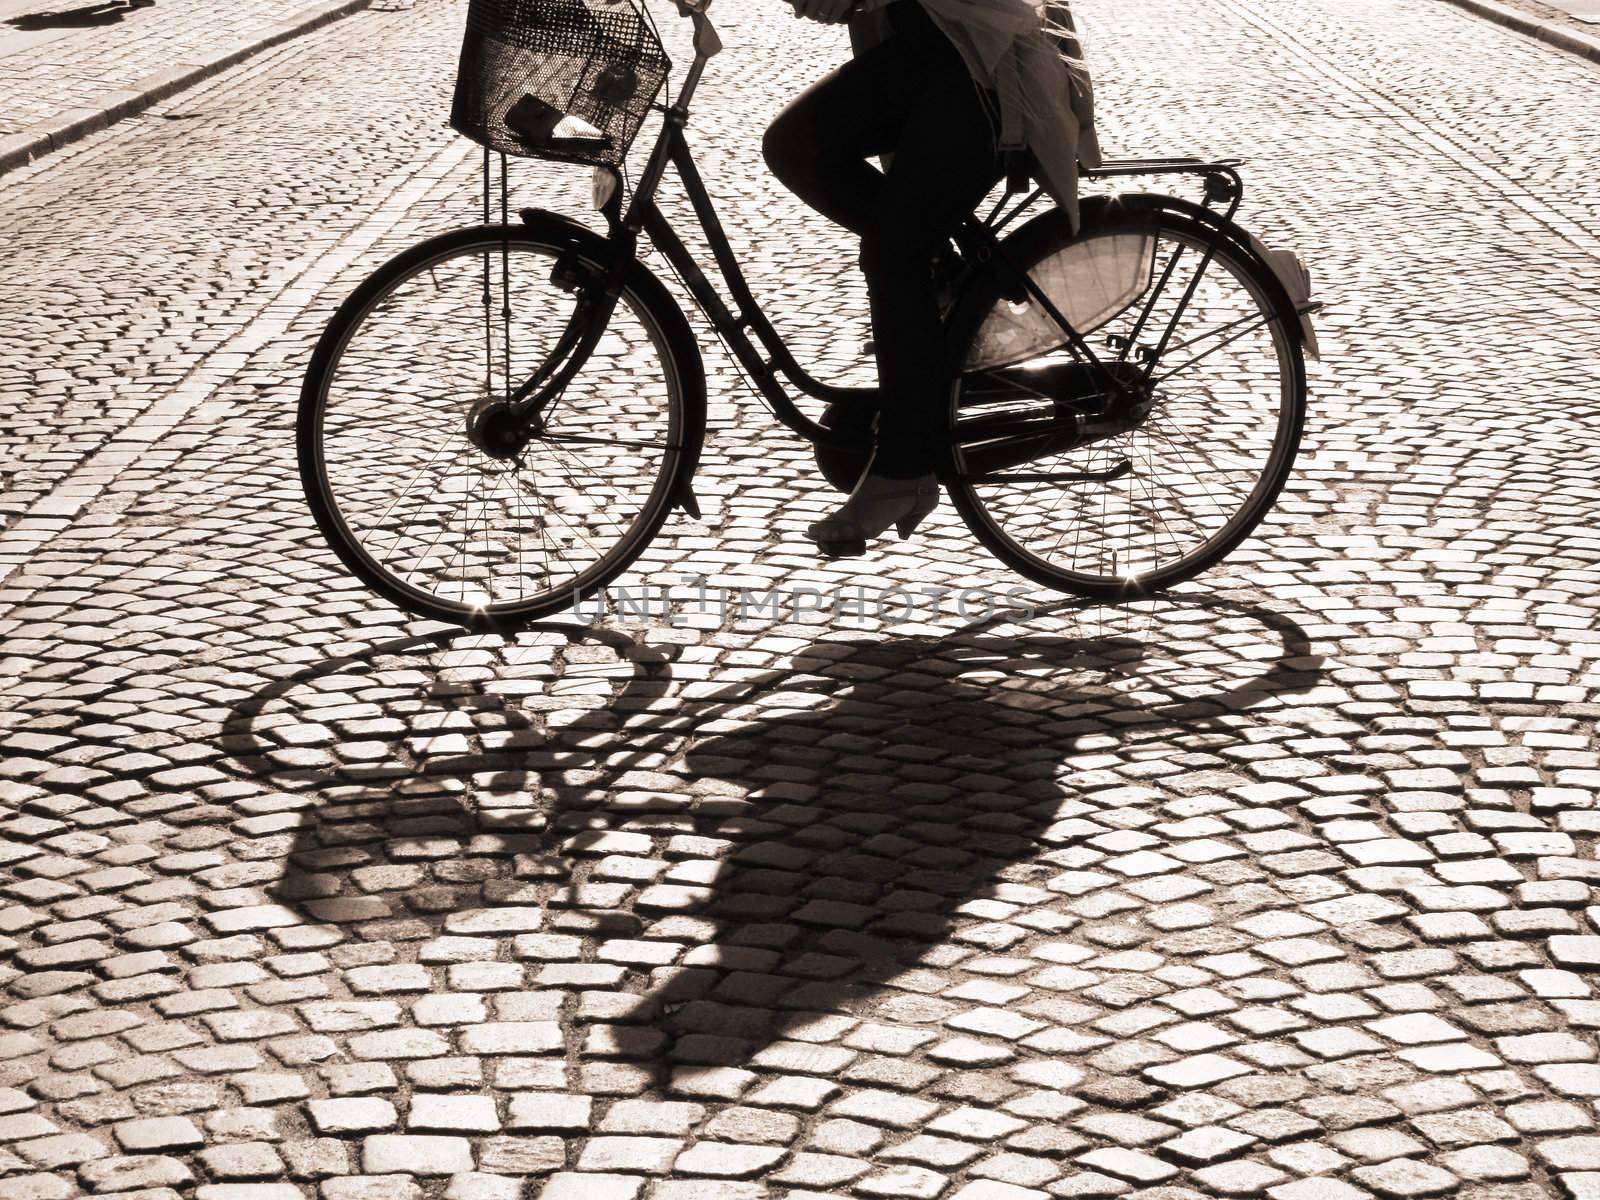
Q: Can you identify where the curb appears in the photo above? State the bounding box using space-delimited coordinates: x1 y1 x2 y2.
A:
1436 0 1600 65
0 0 375 178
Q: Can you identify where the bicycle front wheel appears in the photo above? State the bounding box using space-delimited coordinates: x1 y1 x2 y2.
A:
946 200 1307 598
299 223 702 630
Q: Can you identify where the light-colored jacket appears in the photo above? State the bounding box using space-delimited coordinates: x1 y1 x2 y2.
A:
850 0 1102 232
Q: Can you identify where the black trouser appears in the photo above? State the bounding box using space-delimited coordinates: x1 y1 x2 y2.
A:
763 0 1000 478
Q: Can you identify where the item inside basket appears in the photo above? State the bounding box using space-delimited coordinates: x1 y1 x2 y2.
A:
504 93 612 155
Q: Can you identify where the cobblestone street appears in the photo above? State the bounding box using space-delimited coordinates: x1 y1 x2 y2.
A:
2 0 1600 1197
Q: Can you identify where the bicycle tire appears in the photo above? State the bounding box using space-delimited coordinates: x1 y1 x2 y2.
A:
943 196 1307 599
298 220 705 631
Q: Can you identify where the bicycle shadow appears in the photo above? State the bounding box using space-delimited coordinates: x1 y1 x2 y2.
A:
222 596 1323 1100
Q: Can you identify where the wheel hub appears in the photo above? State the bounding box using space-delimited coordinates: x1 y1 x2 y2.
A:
1077 362 1156 442
465 396 535 460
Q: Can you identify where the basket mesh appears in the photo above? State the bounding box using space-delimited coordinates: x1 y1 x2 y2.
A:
451 0 669 168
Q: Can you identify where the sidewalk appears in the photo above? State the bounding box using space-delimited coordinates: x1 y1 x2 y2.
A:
1438 0 1600 62
0 0 376 175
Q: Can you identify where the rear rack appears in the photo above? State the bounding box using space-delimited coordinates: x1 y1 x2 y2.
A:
1081 157 1245 179
988 155 1247 237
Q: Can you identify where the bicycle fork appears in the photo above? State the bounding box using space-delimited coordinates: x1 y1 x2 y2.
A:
462 218 636 464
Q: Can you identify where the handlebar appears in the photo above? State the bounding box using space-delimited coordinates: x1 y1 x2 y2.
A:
659 0 723 60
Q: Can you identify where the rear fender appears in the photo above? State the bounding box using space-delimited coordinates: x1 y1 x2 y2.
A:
1121 193 1320 360
948 194 1315 372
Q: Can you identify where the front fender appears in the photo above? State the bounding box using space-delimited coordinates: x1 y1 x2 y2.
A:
514 208 708 512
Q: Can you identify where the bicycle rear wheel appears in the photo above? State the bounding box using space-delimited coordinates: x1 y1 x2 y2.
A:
299 223 702 630
945 200 1306 598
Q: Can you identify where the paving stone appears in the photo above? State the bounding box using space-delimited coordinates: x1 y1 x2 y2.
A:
537 1175 643 1200
947 1183 1050 1200
475 1135 564 1174
1496 1033 1596 1064
195 1142 287 1180
1537 1138 1600 1171
1410 1109 1517 1148
505 1094 592 1133
360 1136 475 1176
674 1140 786 1177
407 1095 500 1134
0 1175 79 1200
1505 1100 1592 1134
1192 1159 1291 1195
1350 1157 1462 1196
880 1134 985 1169
78 1154 195 1192
1535 1066 1600 1097
1160 1126 1259 1165
1076 1148 1180 1185
440 1174 521 1200
575 1136 684 1173
772 1150 873 1186
829 1091 942 1129
305 1100 399 1136
1438 1145 1529 1182
112 1119 203 1153
457 1023 562 1055
855 1164 952 1198
1549 938 1600 968
598 1100 705 1136
1266 1181 1371 1200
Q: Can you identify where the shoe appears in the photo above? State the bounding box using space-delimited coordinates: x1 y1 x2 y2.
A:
806 467 940 556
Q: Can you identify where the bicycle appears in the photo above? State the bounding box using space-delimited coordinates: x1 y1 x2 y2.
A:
298 0 1320 632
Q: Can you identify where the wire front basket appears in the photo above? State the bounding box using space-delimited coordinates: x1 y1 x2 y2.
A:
450 0 670 169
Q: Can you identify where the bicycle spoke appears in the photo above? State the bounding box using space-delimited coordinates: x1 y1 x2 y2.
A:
534 430 673 452
1152 313 1277 384
1158 308 1274 360
953 211 1301 595
1140 415 1258 501
528 438 627 537
1124 434 1198 563
403 441 477 588
514 448 621 565
368 426 459 552
306 232 682 624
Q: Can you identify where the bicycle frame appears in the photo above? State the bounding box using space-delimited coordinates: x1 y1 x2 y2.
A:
599 2 876 452
510 0 1254 468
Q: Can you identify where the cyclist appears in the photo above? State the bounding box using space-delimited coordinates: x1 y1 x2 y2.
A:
764 0 1101 553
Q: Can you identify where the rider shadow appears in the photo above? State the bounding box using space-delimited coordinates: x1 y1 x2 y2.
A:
7 1 156 30
233 600 1323 1101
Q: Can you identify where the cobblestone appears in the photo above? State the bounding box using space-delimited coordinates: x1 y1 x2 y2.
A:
2 0 1600 1198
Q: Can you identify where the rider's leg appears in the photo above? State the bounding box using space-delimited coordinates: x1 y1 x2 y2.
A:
762 5 932 237
801 8 1000 550
858 53 1000 477
768 1 997 482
